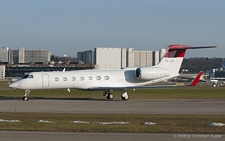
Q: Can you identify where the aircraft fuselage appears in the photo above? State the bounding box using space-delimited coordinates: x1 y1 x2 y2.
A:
10 68 176 90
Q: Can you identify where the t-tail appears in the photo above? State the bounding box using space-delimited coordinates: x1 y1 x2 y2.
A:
155 44 216 75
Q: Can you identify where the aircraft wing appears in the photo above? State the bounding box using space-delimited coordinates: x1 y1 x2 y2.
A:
87 85 177 90
189 71 203 86
87 71 203 90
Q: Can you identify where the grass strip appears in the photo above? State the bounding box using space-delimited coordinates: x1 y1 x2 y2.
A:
0 112 224 133
0 86 225 99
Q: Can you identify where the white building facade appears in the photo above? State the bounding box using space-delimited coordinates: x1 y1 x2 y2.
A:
0 65 5 79
95 48 122 70
10 47 50 63
0 47 10 62
134 50 153 67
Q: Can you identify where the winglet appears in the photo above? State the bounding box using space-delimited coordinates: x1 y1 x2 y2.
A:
189 71 203 86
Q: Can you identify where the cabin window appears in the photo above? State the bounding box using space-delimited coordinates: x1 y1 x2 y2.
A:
63 77 67 81
104 76 109 80
88 76 93 80
96 76 101 80
80 77 84 81
55 77 59 81
72 77 76 81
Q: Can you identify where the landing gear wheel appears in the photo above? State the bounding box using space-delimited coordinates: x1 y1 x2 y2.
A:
121 95 129 100
107 93 114 99
23 96 29 101
23 90 30 101
121 91 129 100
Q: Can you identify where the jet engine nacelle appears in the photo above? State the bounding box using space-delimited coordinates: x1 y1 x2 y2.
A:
135 67 171 80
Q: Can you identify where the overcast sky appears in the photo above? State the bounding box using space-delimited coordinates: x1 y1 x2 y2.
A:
0 0 224 57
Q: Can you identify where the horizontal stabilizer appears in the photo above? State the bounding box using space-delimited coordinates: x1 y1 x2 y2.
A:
164 45 216 58
168 45 216 50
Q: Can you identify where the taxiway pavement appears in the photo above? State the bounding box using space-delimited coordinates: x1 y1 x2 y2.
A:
0 131 224 141
1 99 224 140
0 99 224 114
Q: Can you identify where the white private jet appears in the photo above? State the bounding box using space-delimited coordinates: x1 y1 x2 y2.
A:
9 44 216 101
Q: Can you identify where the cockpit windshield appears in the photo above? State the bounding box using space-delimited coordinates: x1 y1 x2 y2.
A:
21 74 34 79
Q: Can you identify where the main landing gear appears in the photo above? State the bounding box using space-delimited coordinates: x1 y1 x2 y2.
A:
103 90 114 100
103 90 129 100
121 90 129 100
23 90 30 101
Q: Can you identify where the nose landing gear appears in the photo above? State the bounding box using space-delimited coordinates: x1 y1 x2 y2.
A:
23 90 30 101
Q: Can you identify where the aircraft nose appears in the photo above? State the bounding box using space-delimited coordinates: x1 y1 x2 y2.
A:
9 82 17 89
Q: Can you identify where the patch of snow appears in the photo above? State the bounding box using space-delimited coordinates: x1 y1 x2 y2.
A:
209 122 225 126
97 122 129 125
0 119 21 122
142 122 156 125
71 121 90 124
37 120 53 123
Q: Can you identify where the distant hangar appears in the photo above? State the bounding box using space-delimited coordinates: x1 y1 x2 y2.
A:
77 47 166 70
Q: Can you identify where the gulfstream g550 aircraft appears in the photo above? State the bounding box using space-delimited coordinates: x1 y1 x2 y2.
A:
9 44 216 101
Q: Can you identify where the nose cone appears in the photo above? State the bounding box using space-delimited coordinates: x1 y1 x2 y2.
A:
9 82 18 89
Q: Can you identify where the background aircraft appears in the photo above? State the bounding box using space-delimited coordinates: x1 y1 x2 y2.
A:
9 44 216 101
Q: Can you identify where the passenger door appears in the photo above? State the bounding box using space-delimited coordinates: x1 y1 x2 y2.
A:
42 74 50 88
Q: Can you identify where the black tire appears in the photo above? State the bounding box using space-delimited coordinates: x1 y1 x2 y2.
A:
23 96 28 101
107 93 114 99
121 96 129 100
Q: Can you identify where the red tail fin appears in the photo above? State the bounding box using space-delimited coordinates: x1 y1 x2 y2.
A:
189 71 203 86
164 44 189 58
